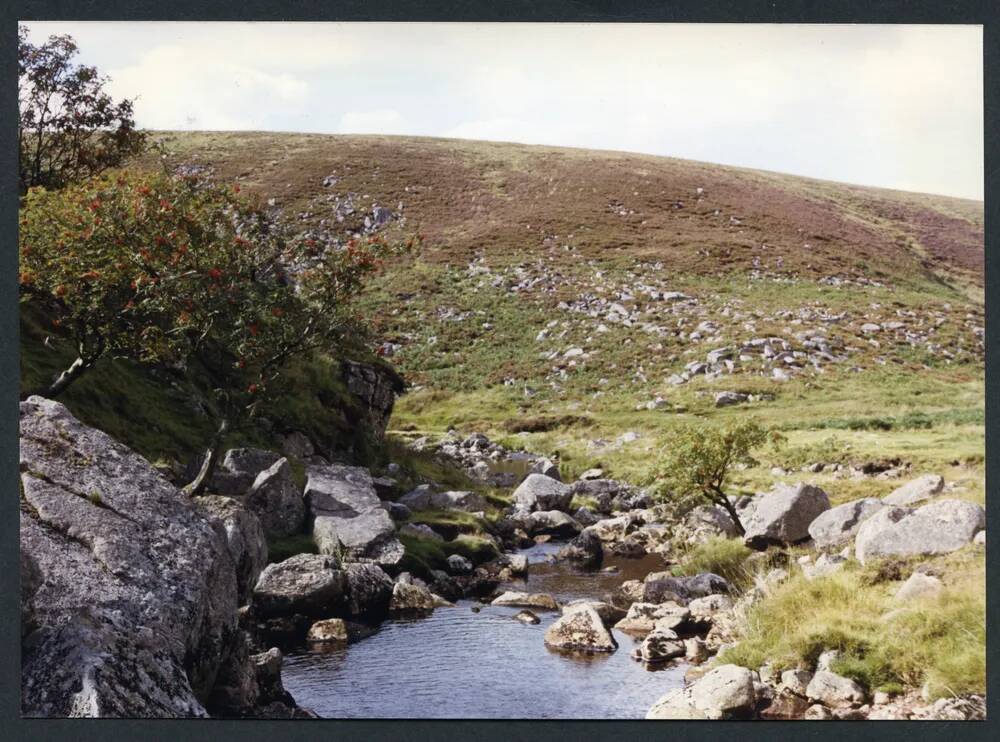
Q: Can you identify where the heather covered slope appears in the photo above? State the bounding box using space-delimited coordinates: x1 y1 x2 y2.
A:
148 131 983 292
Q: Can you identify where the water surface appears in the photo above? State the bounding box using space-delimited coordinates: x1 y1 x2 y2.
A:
282 544 684 718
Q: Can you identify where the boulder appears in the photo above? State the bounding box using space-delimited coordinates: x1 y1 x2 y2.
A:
805 670 866 708
446 554 474 575
305 464 404 568
531 458 561 480
278 431 314 460
491 591 559 611
646 665 757 719
244 459 306 539
511 474 573 512
194 496 268 605
635 628 685 663
343 563 394 619
397 485 487 513
341 360 403 439
513 610 540 625
212 448 282 497
893 572 943 602
20 548 42 639
780 669 813 697
573 507 601 527
714 391 748 408
543 605 618 653
883 474 945 506
382 501 411 521
506 554 529 576
252 554 346 618
802 553 847 581
389 581 436 613
854 499 986 564
614 602 690 634
678 505 740 544
20 396 239 717
306 618 348 644
687 594 734 623
643 572 729 604
527 510 582 537
743 483 831 549
556 528 603 568
807 498 884 549
561 600 625 628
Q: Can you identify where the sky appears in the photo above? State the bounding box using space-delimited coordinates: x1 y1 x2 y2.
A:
24 22 984 200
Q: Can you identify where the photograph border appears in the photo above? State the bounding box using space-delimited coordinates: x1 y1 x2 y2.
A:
2 2 996 740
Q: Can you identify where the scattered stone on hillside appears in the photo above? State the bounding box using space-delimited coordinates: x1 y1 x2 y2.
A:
743 483 831 549
802 553 848 581
807 497 884 549
531 458 561 480
511 473 573 512
194 496 268 605
306 618 348 644
211 448 282 497
805 670 866 708
579 468 604 481
854 499 985 564
305 464 404 568
544 605 618 654
714 391 749 408
20 396 241 717
893 572 943 602
491 591 560 611
646 665 757 719
244 459 306 540
883 474 945 506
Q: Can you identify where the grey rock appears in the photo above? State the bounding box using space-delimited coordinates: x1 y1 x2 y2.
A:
806 670 866 708
531 458 561 480
556 528 603 568
245 459 306 540
341 361 403 439
491 591 559 611
807 498 884 549
446 554 473 575
527 510 582 537
647 665 756 719
714 391 749 408
883 474 945 506
389 581 436 613
194 496 268 605
743 483 831 548
894 572 943 602
20 397 238 717
399 523 444 542
855 499 986 564
278 431 314 460
252 554 346 618
614 601 690 633
305 464 404 568
544 605 618 653
781 669 814 697
212 448 282 497
513 609 540 625
635 628 685 663
512 473 573 512
343 563 394 619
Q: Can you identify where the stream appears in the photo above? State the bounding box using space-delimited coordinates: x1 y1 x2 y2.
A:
282 542 686 719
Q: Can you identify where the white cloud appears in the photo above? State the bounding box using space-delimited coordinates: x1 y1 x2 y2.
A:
22 22 984 199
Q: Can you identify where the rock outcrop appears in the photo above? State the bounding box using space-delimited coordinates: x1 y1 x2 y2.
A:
305 464 404 568
20 397 239 717
194 496 268 605
342 360 404 439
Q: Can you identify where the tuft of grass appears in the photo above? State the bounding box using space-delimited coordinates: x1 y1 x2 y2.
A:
674 536 755 590
719 548 985 698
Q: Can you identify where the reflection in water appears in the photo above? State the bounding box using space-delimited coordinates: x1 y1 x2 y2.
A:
282 544 684 719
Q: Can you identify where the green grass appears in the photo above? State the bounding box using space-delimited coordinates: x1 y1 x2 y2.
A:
267 533 319 564
673 536 755 591
719 546 986 698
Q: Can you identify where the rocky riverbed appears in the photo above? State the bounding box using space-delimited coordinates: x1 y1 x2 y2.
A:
19 402 985 720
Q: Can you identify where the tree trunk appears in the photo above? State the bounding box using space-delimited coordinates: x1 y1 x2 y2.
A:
712 490 746 536
42 354 92 398
182 418 230 497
